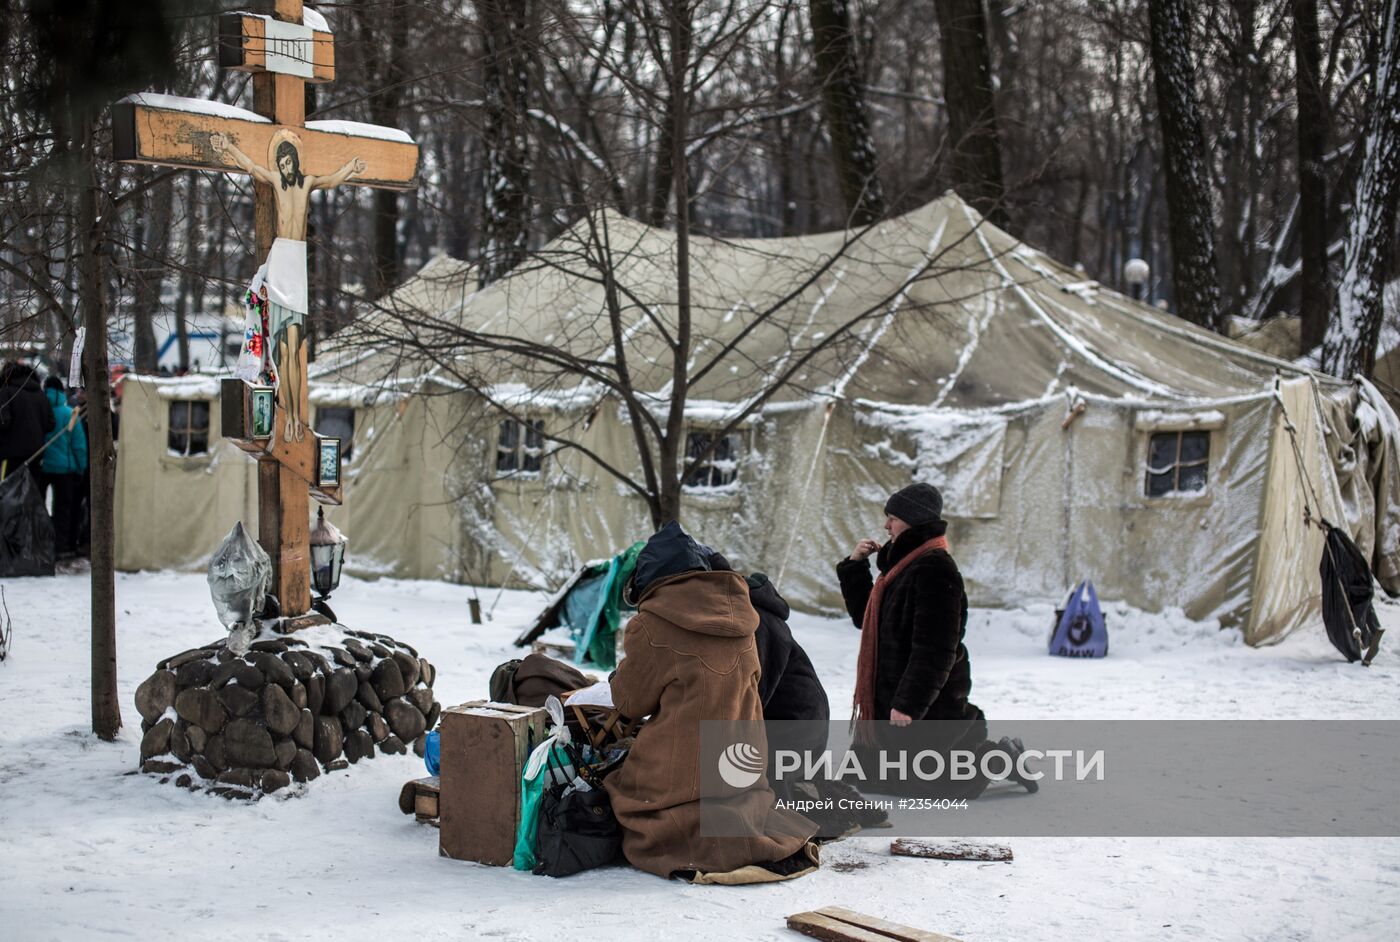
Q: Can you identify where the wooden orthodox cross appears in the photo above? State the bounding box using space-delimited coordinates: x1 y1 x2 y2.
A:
112 0 418 618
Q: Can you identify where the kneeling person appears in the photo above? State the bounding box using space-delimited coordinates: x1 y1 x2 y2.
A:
605 522 818 882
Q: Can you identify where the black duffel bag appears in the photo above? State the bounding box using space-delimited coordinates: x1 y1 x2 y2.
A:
532 781 624 878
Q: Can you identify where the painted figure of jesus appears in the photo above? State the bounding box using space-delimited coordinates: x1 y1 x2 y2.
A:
210 129 366 441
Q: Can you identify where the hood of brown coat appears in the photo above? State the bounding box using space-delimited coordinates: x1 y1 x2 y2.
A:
637 569 759 638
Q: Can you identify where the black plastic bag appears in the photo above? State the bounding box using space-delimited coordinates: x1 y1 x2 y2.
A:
0 471 55 577
1320 525 1383 663
532 782 624 878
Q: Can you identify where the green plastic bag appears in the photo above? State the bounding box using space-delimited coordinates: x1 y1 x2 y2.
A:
513 700 574 871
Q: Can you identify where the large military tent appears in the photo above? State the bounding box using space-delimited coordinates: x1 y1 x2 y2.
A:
115 193 1400 645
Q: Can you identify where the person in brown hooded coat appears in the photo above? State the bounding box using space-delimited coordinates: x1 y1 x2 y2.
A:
604 521 817 882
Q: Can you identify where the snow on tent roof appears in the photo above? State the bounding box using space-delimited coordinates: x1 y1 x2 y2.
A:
324 193 1322 410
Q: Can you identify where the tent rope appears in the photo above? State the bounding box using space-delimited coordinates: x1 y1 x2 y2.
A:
776 400 837 587
488 476 556 620
1272 384 1326 531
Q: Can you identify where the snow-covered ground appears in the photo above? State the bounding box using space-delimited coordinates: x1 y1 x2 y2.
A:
2 570 1398 941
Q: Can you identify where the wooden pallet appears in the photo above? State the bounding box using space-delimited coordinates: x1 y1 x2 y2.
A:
787 907 962 942
890 838 1013 862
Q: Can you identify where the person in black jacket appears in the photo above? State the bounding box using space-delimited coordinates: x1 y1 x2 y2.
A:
702 551 831 727
837 483 973 725
746 573 830 725
0 361 56 490
836 483 1035 797
705 552 886 834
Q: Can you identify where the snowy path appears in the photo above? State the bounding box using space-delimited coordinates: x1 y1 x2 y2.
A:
1 571 1398 941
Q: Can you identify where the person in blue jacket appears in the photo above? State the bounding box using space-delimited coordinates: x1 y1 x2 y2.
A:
41 376 87 558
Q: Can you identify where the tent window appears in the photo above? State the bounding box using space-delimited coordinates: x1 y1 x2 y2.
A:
167 400 210 456
497 418 544 474
316 407 355 460
1146 430 1209 497
684 429 743 488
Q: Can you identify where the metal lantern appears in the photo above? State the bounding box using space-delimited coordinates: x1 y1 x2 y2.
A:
309 507 347 601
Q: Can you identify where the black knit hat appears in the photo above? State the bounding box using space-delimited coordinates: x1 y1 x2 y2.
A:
44 375 64 392
629 520 712 601
884 483 943 526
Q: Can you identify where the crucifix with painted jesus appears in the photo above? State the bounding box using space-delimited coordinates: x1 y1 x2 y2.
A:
111 0 419 620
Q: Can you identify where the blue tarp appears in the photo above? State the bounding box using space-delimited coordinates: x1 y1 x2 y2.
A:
563 567 612 666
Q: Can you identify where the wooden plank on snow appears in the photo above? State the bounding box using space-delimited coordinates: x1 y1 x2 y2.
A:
808 907 964 942
890 838 1013 862
787 912 904 942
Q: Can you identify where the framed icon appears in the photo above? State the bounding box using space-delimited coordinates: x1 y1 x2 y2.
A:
317 436 341 487
249 387 274 439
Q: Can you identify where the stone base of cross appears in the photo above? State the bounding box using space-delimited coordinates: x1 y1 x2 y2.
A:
112 0 418 617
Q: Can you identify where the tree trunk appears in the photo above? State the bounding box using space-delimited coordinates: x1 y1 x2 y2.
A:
663 0 692 525
476 0 533 286
173 173 198 371
649 94 675 228
1216 2 1251 311
129 181 158 373
360 3 410 298
1293 0 1331 353
808 0 885 224
933 0 1007 228
1322 0 1400 378
773 2 796 235
1147 0 1224 331
79 129 121 742
130 170 173 373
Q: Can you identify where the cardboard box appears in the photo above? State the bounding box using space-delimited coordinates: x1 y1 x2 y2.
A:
438 701 548 866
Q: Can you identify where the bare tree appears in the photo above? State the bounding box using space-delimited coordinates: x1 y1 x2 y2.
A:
353 206 983 528
1148 0 1223 331
933 0 1007 227
1323 0 1400 378
355 0 413 299
5 0 1390 426
14 0 186 741
126 168 176 373
1293 0 1331 353
808 0 885 223
476 0 536 286
342 0 987 528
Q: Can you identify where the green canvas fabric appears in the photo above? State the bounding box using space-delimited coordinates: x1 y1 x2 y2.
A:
588 541 644 668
